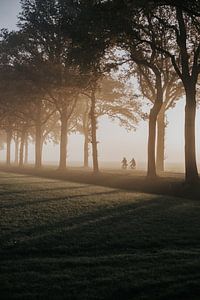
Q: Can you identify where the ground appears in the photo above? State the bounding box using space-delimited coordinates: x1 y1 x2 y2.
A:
1 170 200 299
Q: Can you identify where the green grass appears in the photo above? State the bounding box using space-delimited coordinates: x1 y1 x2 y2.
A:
1 171 200 299
1 164 198 199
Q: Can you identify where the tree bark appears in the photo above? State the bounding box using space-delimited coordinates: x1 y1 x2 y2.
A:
156 110 165 172
175 8 199 183
19 130 25 167
6 129 12 166
24 136 28 165
35 124 42 168
147 77 163 179
35 101 43 168
90 89 99 173
58 115 68 170
184 87 199 183
14 136 19 165
84 128 89 168
83 110 89 168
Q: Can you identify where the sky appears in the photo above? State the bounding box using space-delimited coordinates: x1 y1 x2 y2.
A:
0 0 200 170
0 0 21 30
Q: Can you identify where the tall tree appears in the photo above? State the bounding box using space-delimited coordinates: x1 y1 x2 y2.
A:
18 0 85 169
73 0 200 182
135 59 183 172
139 4 200 183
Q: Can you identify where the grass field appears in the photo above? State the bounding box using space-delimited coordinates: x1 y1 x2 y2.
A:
1 171 200 299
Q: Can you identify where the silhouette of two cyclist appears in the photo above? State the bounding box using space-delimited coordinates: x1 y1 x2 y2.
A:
121 157 136 170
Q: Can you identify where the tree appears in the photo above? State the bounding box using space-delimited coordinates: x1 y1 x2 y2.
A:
138 4 200 183
135 59 183 172
73 0 200 182
83 79 100 173
19 0 86 170
70 1 162 177
107 1 200 181
76 75 142 168
118 43 166 178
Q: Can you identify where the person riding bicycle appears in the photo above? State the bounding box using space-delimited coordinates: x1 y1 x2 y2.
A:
130 158 136 169
121 157 128 169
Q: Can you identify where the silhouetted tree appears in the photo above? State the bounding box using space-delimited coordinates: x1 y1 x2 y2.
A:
135 59 183 172
19 0 86 170
133 4 200 183
74 0 200 181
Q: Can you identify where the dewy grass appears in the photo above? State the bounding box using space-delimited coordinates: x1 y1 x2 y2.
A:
1 171 200 299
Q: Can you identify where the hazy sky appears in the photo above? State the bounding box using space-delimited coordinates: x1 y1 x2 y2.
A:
0 0 21 30
1 0 200 169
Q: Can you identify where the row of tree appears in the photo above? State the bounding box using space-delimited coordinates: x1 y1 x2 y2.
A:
0 69 141 170
0 0 200 184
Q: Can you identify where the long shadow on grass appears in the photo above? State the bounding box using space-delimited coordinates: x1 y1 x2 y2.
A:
0 194 157 247
1 189 119 209
0 185 91 198
1 192 200 300
1 166 199 199
2 194 199 257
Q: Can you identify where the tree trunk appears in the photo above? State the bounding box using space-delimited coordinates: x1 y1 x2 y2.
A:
84 128 89 168
19 130 25 167
14 136 19 165
24 136 28 165
156 110 165 172
175 8 199 183
83 110 89 168
58 115 68 170
6 129 12 166
90 89 99 173
147 79 163 179
40 142 44 165
184 87 199 183
35 124 42 168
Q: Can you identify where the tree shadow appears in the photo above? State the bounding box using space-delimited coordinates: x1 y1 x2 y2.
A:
2 193 197 256
0 166 199 199
0 185 91 198
1 189 119 209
